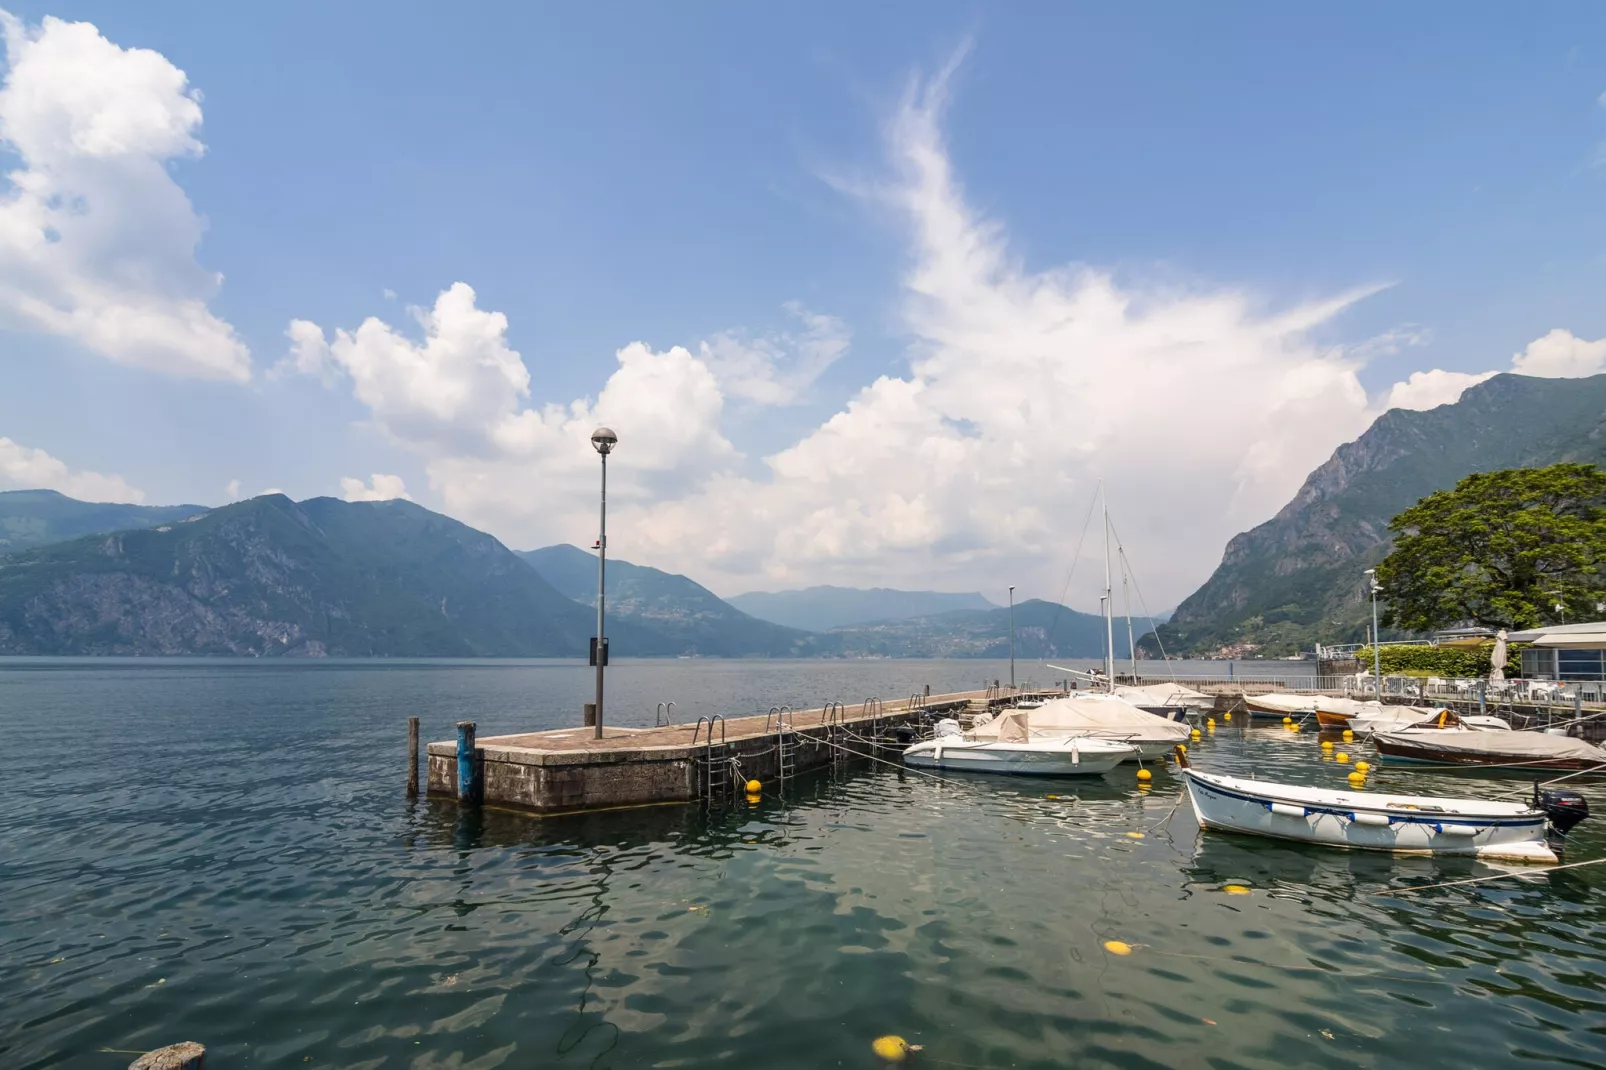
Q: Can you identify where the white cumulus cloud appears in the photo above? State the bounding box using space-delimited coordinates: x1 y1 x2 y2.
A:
0 435 143 501
0 11 248 380
1383 328 1606 412
1380 368 1498 412
1511 328 1606 378
340 473 412 502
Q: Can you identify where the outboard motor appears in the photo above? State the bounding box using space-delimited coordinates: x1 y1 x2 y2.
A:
893 725 916 746
934 718 963 739
1535 785 1590 837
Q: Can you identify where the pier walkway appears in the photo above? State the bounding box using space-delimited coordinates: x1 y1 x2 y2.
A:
428 687 1064 815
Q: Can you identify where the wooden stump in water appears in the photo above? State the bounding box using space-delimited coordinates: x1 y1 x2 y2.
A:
130 1042 205 1069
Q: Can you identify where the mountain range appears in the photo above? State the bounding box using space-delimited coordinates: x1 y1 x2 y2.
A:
518 544 809 656
0 489 207 553
1150 373 1606 657
727 586 996 631
0 491 1113 658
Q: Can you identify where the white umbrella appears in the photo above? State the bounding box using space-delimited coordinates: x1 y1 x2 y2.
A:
1489 628 1508 683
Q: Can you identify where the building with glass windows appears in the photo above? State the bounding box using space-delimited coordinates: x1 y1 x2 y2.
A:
1509 622 1606 682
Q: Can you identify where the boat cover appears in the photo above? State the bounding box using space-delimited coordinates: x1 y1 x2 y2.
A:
1115 683 1212 708
971 694 1191 741
1374 729 1606 763
1244 693 1318 714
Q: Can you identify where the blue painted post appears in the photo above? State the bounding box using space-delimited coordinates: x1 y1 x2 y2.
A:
456 720 478 805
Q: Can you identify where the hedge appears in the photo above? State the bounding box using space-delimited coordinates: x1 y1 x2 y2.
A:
1354 642 1525 678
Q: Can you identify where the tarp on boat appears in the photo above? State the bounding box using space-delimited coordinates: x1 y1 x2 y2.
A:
1243 693 1318 714
972 694 1190 741
1374 728 1606 764
1115 683 1212 709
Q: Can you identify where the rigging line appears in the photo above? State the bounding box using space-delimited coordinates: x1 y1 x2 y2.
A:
1489 758 1606 798
1044 486 1102 661
1107 517 1178 682
1364 855 1606 896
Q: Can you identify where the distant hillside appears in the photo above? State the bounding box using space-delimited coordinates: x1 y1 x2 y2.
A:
518 544 810 656
807 598 1141 660
729 585 997 632
0 489 208 553
0 495 671 657
1151 373 1606 657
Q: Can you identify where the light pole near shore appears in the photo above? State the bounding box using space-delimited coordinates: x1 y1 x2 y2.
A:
591 427 617 739
1008 585 1016 692
1364 568 1383 692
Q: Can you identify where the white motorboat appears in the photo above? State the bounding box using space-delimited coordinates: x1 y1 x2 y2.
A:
973 694 1190 761
901 717 1134 776
1177 751 1588 864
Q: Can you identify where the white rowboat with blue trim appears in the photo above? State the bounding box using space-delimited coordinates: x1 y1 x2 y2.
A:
1179 761 1584 864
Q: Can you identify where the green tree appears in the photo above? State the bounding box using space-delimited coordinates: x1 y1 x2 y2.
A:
1377 463 1606 631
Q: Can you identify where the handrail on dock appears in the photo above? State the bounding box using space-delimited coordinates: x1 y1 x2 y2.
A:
655 700 677 727
765 705 795 734
820 701 846 726
691 715 726 747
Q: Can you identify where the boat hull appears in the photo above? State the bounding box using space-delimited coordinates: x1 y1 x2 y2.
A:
1314 710 1352 728
902 739 1129 776
1182 770 1556 863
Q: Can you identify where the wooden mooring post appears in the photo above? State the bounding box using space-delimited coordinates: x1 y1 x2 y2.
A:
130 1042 205 1069
456 721 479 805
406 716 420 797
584 702 597 728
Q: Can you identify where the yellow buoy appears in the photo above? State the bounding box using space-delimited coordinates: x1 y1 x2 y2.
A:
872 1035 913 1061
1291 724 1302 733
1283 716 1293 725
1223 884 1252 895
1104 940 1133 955
1335 752 1350 763
1342 729 1354 742
1223 712 1232 721
1136 768 1153 782
745 779 762 793
1207 718 1216 728
1321 740 1334 751
1191 728 1202 740
1127 831 1145 839
1347 770 1366 785
1355 761 1370 774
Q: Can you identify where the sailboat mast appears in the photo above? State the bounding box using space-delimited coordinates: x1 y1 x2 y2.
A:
1102 488 1115 691
1123 555 1137 680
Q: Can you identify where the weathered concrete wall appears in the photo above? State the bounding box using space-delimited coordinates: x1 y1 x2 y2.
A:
427 715 925 815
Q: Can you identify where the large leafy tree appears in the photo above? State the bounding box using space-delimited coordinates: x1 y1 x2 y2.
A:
1377 463 1606 631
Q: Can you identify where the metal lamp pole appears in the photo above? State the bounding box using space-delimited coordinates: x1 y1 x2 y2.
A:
1365 569 1382 693
591 427 617 739
1008 585 1016 693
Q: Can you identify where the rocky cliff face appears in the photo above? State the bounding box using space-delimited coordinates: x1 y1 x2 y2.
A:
1153 373 1606 656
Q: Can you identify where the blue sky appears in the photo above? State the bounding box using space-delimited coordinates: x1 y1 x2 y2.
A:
1 3 1604 606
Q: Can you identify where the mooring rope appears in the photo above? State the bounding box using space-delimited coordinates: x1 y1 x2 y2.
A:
1365 855 1606 896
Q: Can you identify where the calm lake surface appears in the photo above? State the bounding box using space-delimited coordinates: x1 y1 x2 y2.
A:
3 657 1605 1069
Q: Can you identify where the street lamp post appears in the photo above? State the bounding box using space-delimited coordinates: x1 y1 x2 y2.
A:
591 427 617 739
1364 568 1383 693
1008 585 1016 693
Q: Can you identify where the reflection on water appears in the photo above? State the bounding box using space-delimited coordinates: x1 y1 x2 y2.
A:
2 659 1605 1069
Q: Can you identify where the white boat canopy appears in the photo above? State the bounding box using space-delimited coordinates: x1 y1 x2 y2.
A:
972 694 1190 741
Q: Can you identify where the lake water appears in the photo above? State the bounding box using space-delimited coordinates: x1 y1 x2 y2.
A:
4 658 1605 1069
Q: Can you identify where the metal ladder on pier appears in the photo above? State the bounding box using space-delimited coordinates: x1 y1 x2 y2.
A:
767 706 797 786
691 716 732 806
821 702 846 767
655 701 677 726
862 697 884 747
